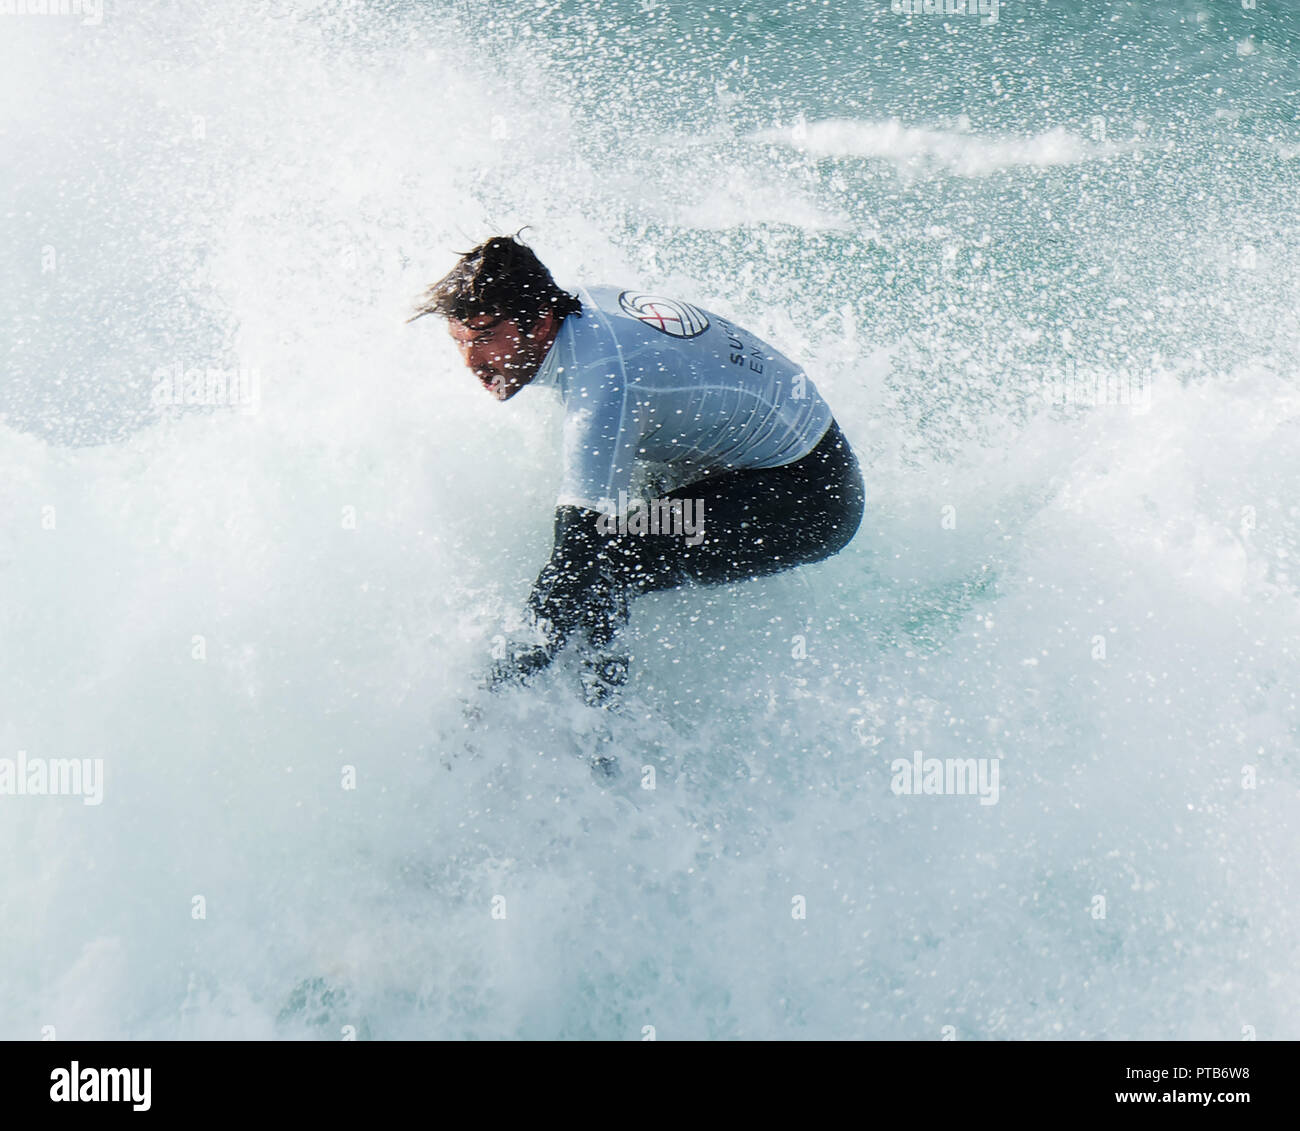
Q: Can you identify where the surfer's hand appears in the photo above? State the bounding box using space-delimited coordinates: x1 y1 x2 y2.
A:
480 641 554 692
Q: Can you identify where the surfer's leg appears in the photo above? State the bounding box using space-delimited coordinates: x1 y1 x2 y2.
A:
620 418 865 595
531 421 863 704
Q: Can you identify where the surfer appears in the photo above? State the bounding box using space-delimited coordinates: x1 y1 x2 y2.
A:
410 234 865 705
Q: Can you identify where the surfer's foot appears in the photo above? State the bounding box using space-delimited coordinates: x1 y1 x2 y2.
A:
580 652 629 709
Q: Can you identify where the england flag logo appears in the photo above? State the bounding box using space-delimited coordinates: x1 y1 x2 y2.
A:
618 291 710 339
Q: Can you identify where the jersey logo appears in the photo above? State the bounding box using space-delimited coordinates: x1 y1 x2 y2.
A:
618 291 710 339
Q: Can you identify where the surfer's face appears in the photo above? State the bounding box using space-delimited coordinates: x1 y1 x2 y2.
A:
448 311 557 401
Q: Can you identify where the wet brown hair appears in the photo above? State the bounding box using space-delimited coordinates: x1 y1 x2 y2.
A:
407 231 582 329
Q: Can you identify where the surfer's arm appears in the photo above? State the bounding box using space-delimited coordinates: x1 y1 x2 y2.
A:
485 368 644 690
527 504 627 651
483 505 627 690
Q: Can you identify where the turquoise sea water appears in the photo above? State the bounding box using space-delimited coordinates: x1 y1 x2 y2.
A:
2 0 1298 1038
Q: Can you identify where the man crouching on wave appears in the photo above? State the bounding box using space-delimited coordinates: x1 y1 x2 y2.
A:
410 233 865 708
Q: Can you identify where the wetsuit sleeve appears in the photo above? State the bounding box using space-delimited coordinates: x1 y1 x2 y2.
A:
525 505 629 653
486 509 631 696
482 506 632 691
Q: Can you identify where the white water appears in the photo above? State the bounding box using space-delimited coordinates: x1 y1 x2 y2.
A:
2 1 1298 1039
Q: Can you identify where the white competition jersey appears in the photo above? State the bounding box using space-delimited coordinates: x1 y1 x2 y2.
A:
525 285 834 514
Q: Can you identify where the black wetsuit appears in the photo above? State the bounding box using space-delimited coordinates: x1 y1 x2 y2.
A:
484 285 866 695
496 418 865 689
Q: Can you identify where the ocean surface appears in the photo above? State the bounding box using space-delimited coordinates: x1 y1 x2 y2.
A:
2 0 1298 1038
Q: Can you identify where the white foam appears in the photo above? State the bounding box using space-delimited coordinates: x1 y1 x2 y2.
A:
753 117 1136 177
3 1 1299 1042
